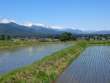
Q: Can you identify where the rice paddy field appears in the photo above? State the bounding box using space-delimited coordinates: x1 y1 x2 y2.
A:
57 46 110 83
0 41 110 83
0 41 85 83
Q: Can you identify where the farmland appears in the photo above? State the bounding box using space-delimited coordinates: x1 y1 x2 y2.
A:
57 46 110 83
0 41 110 83
0 41 86 83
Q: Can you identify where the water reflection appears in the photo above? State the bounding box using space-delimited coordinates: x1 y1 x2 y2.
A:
0 42 72 74
57 46 110 83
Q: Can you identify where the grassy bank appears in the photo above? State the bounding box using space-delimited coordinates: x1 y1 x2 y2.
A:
88 40 110 45
0 41 87 83
0 40 39 49
0 40 60 49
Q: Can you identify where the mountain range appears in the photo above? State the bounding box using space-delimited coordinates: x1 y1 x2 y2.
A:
0 22 63 38
0 22 109 38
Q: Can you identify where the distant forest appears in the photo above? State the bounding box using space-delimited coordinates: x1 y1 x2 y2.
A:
0 32 110 41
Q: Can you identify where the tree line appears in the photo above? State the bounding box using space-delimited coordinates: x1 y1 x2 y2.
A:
0 35 11 40
0 33 109 41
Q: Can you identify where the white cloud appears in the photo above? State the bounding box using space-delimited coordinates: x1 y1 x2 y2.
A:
0 18 65 30
0 18 16 24
34 23 47 27
50 26 64 29
23 22 49 28
23 22 33 27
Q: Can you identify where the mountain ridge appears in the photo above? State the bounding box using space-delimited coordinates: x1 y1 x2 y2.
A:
0 22 109 38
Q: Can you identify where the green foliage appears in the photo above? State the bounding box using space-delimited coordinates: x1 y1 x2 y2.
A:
0 35 11 40
6 35 11 40
59 32 73 41
0 35 5 40
0 40 41 49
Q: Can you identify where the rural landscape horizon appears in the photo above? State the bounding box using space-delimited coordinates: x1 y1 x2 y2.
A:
0 0 110 83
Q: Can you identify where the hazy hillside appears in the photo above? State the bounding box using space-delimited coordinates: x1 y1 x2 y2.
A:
0 22 109 38
0 22 61 38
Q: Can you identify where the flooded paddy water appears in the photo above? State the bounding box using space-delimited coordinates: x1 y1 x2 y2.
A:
0 42 72 74
57 46 110 83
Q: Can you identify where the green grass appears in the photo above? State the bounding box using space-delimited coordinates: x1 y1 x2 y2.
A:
88 40 110 45
0 40 60 49
0 41 87 83
0 40 38 49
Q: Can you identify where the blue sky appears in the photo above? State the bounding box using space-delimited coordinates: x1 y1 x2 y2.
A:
0 0 110 30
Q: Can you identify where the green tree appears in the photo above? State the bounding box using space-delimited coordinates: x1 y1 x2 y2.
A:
6 35 11 40
0 35 5 40
59 32 73 41
0 35 11 40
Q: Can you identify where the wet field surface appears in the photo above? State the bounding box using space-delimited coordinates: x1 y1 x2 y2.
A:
0 42 72 74
57 46 110 83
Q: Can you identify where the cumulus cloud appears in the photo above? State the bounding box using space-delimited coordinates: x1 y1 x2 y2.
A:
50 26 64 29
23 22 33 27
0 18 16 24
34 23 46 27
23 22 49 28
